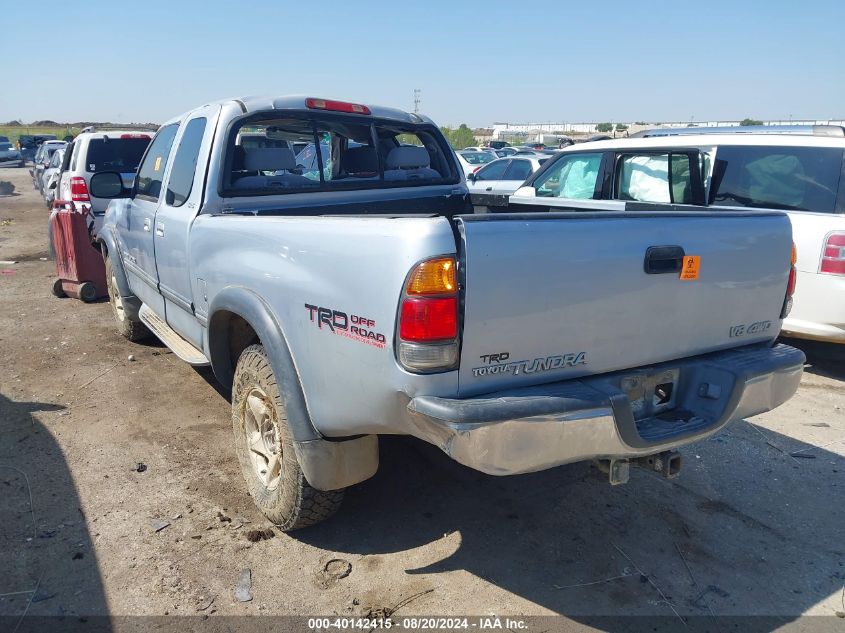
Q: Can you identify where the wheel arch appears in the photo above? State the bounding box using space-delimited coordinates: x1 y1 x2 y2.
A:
96 227 131 297
207 287 321 442
97 227 141 320
207 287 379 490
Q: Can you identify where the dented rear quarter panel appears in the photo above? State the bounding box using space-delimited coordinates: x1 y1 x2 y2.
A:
188 214 460 437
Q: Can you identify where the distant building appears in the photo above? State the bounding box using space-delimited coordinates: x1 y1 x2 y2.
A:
492 118 845 141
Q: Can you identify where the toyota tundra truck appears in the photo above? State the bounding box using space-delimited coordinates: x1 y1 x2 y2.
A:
90 95 805 530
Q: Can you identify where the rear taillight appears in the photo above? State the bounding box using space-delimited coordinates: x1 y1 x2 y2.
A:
396 256 460 372
820 232 845 275
782 243 797 319
70 177 90 202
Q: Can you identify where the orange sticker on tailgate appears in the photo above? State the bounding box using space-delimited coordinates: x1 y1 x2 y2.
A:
680 256 700 280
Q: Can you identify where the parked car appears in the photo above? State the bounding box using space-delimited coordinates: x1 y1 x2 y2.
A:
41 147 66 208
455 150 496 176
19 134 57 163
508 125 845 343
0 141 24 167
57 128 154 236
467 155 548 209
90 95 802 531
31 141 66 193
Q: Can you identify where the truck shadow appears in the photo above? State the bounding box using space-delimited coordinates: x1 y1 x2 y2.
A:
780 336 845 381
0 393 111 632
300 422 845 628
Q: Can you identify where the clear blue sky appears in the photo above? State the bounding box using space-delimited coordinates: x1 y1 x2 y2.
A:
3 0 843 127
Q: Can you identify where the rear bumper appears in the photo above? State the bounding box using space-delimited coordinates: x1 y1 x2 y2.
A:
406 343 804 475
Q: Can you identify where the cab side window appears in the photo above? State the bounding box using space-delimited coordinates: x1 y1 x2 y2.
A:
136 124 179 201
534 152 603 199
475 160 509 181
617 153 694 204
504 159 532 181
711 145 843 213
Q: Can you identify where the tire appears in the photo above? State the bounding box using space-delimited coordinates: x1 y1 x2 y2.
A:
232 344 343 531
104 254 149 341
51 278 66 298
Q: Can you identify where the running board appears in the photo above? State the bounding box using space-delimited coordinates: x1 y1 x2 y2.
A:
139 304 210 366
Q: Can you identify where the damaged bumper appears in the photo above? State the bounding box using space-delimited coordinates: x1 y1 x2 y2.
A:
407 343 805 476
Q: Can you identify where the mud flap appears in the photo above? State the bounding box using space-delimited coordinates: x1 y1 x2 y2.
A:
293 434 379 491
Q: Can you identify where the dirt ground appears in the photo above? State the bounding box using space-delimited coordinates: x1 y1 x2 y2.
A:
1 166 844 629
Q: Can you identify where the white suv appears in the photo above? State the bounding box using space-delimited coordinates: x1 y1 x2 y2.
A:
58 128 154 235
509 126 845 344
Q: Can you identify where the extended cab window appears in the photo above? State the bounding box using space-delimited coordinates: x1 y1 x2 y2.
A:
223 113 457 195
135 124 179 201
711 145 844 213
534 152 602 198
166 118 207 207
617 153 695 204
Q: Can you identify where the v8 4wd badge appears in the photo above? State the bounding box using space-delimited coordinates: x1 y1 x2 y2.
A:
730 320 772 338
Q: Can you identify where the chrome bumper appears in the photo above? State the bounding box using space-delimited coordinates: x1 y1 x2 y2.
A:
407 344 804 476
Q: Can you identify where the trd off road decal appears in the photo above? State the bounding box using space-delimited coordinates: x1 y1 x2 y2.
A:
472 351 586 377
304 304 387 349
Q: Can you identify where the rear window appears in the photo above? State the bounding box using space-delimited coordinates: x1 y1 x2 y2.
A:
84 137 151 173
711 145 844 213
223 112 458 195
460 152 495 165
0 143 12 151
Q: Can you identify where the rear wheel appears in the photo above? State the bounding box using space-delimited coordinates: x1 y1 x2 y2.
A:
232 344 343 531
104 254 149 341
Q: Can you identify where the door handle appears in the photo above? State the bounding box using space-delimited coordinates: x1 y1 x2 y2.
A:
155 222 165 237
485 186 493 191
143 218 151 232
644 245 685 274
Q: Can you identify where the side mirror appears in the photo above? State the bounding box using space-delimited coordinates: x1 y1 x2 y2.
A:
468 172 477 183
89 172 130 199
48 180 57 190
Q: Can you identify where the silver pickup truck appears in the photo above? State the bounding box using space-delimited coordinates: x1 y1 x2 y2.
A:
90 95 805 530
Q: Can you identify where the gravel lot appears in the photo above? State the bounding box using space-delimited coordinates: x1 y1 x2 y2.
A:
1 166 843 628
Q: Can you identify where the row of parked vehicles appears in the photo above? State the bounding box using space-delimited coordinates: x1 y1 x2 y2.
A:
25 129 155 222
37 94 805 532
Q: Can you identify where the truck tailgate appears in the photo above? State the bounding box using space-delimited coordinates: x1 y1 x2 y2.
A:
455 211 792 397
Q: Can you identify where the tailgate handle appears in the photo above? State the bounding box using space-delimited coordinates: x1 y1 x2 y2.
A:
644 245 686 274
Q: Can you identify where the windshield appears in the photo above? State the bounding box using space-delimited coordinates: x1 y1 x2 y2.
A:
84 138 151 173
460 151 495 165
223 113 458 195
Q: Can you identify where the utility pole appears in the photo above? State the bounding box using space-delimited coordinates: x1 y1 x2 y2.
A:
413 89 421 114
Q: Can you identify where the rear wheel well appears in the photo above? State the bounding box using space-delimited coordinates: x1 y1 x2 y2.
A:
228 314 260 369
209 310 260 388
